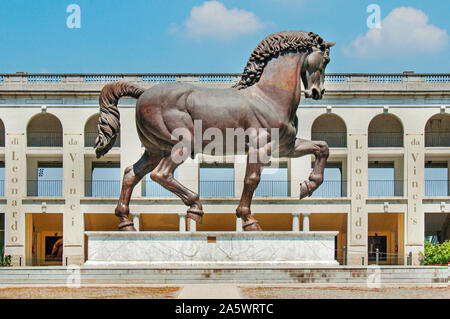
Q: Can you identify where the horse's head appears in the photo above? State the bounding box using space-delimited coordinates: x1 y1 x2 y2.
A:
302 41 335 100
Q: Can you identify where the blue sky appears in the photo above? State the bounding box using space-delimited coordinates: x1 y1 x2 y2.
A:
0 0 449 74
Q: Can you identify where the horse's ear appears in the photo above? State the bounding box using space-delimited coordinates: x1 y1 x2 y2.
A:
326 41 336 48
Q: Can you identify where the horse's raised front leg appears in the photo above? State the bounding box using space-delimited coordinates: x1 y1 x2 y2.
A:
150 155 204 223
236 151 263 231
115 151 158 231
288 138 329 199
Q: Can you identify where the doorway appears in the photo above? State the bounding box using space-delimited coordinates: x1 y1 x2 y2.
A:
26 213 63 266
368 213 404 265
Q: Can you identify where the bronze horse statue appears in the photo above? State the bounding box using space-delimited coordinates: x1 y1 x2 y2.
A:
95 31 334 231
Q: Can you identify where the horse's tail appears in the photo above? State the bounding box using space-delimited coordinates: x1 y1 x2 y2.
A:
95 81 145 158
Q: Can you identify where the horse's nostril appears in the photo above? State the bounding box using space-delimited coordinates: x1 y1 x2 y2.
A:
321 89 325 95
312 88 319 99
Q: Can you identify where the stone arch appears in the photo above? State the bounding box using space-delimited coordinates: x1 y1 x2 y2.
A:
0 118 4 147
425 113 450 147
84 113 120 147
368 113 403 147
311 113 347 147
27 113 63 147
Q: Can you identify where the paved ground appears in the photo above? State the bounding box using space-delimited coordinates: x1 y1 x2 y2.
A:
240 286 450 299
0 286 180 299
0 285 448 299
177 284 241 299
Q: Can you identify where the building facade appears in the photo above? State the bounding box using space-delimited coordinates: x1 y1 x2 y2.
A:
0 72 449 266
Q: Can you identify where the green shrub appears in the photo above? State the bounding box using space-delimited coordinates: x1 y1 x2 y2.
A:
0 247 12 267
422 240 450 265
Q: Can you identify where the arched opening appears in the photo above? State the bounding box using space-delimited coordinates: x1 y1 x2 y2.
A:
425 113 450 147
0 119 4 147
27 113 63 147
368 114 403 147
84 113 120 147
311 114 347 147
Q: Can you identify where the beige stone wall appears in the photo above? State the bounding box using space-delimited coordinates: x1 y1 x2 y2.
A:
0 74 448 266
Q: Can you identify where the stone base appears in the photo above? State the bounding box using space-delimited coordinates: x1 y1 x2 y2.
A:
85 231 339 267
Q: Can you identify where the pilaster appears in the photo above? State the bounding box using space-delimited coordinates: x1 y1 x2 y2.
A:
4 133 26 266
62 133 84 265
405 133 425 265
347 133 368 265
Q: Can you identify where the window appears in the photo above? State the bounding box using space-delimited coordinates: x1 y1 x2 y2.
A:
425 162 449 197
255 163 289 197
28 162 63 197
143 169 178 197
200 164 234 197
312 162 346 197
88 162 121 197
368 162 400 197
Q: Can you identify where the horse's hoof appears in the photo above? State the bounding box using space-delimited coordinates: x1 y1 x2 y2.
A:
299 181 312 199
187 209 204 224
118 221 136 231
243 221 262 231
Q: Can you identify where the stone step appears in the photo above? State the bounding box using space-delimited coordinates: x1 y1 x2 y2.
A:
0 266 447 286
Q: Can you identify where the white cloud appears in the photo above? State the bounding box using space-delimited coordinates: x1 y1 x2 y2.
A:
167 23 180 35
185 1 264 40
344 7 448 58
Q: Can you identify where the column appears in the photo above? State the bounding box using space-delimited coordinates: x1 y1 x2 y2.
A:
4 133 26 266
405 133 425 265
236 216 243 232
120 108 143 198
178 157 199 193
291 212 300 232
341 159 348 197
394 157 404 197
189 218 196 232
289 158 310 198
234 155 246 197
178 212 186 232
302 212 310 232
347 133 368 265
447 159 450 196
133 213 140 231
119 108 144 234
290 111 312 198
63 133 84 265
177 154 198 232
84 159 92 197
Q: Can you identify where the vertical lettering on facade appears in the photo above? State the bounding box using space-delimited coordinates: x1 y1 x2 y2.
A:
350 134 367 245
407 135 424 245
5 134 24 247
63 134 83 248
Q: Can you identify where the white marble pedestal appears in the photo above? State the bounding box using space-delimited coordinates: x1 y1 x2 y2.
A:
84 231 339 267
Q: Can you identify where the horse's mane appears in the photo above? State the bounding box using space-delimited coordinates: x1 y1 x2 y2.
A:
233 31 329 90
